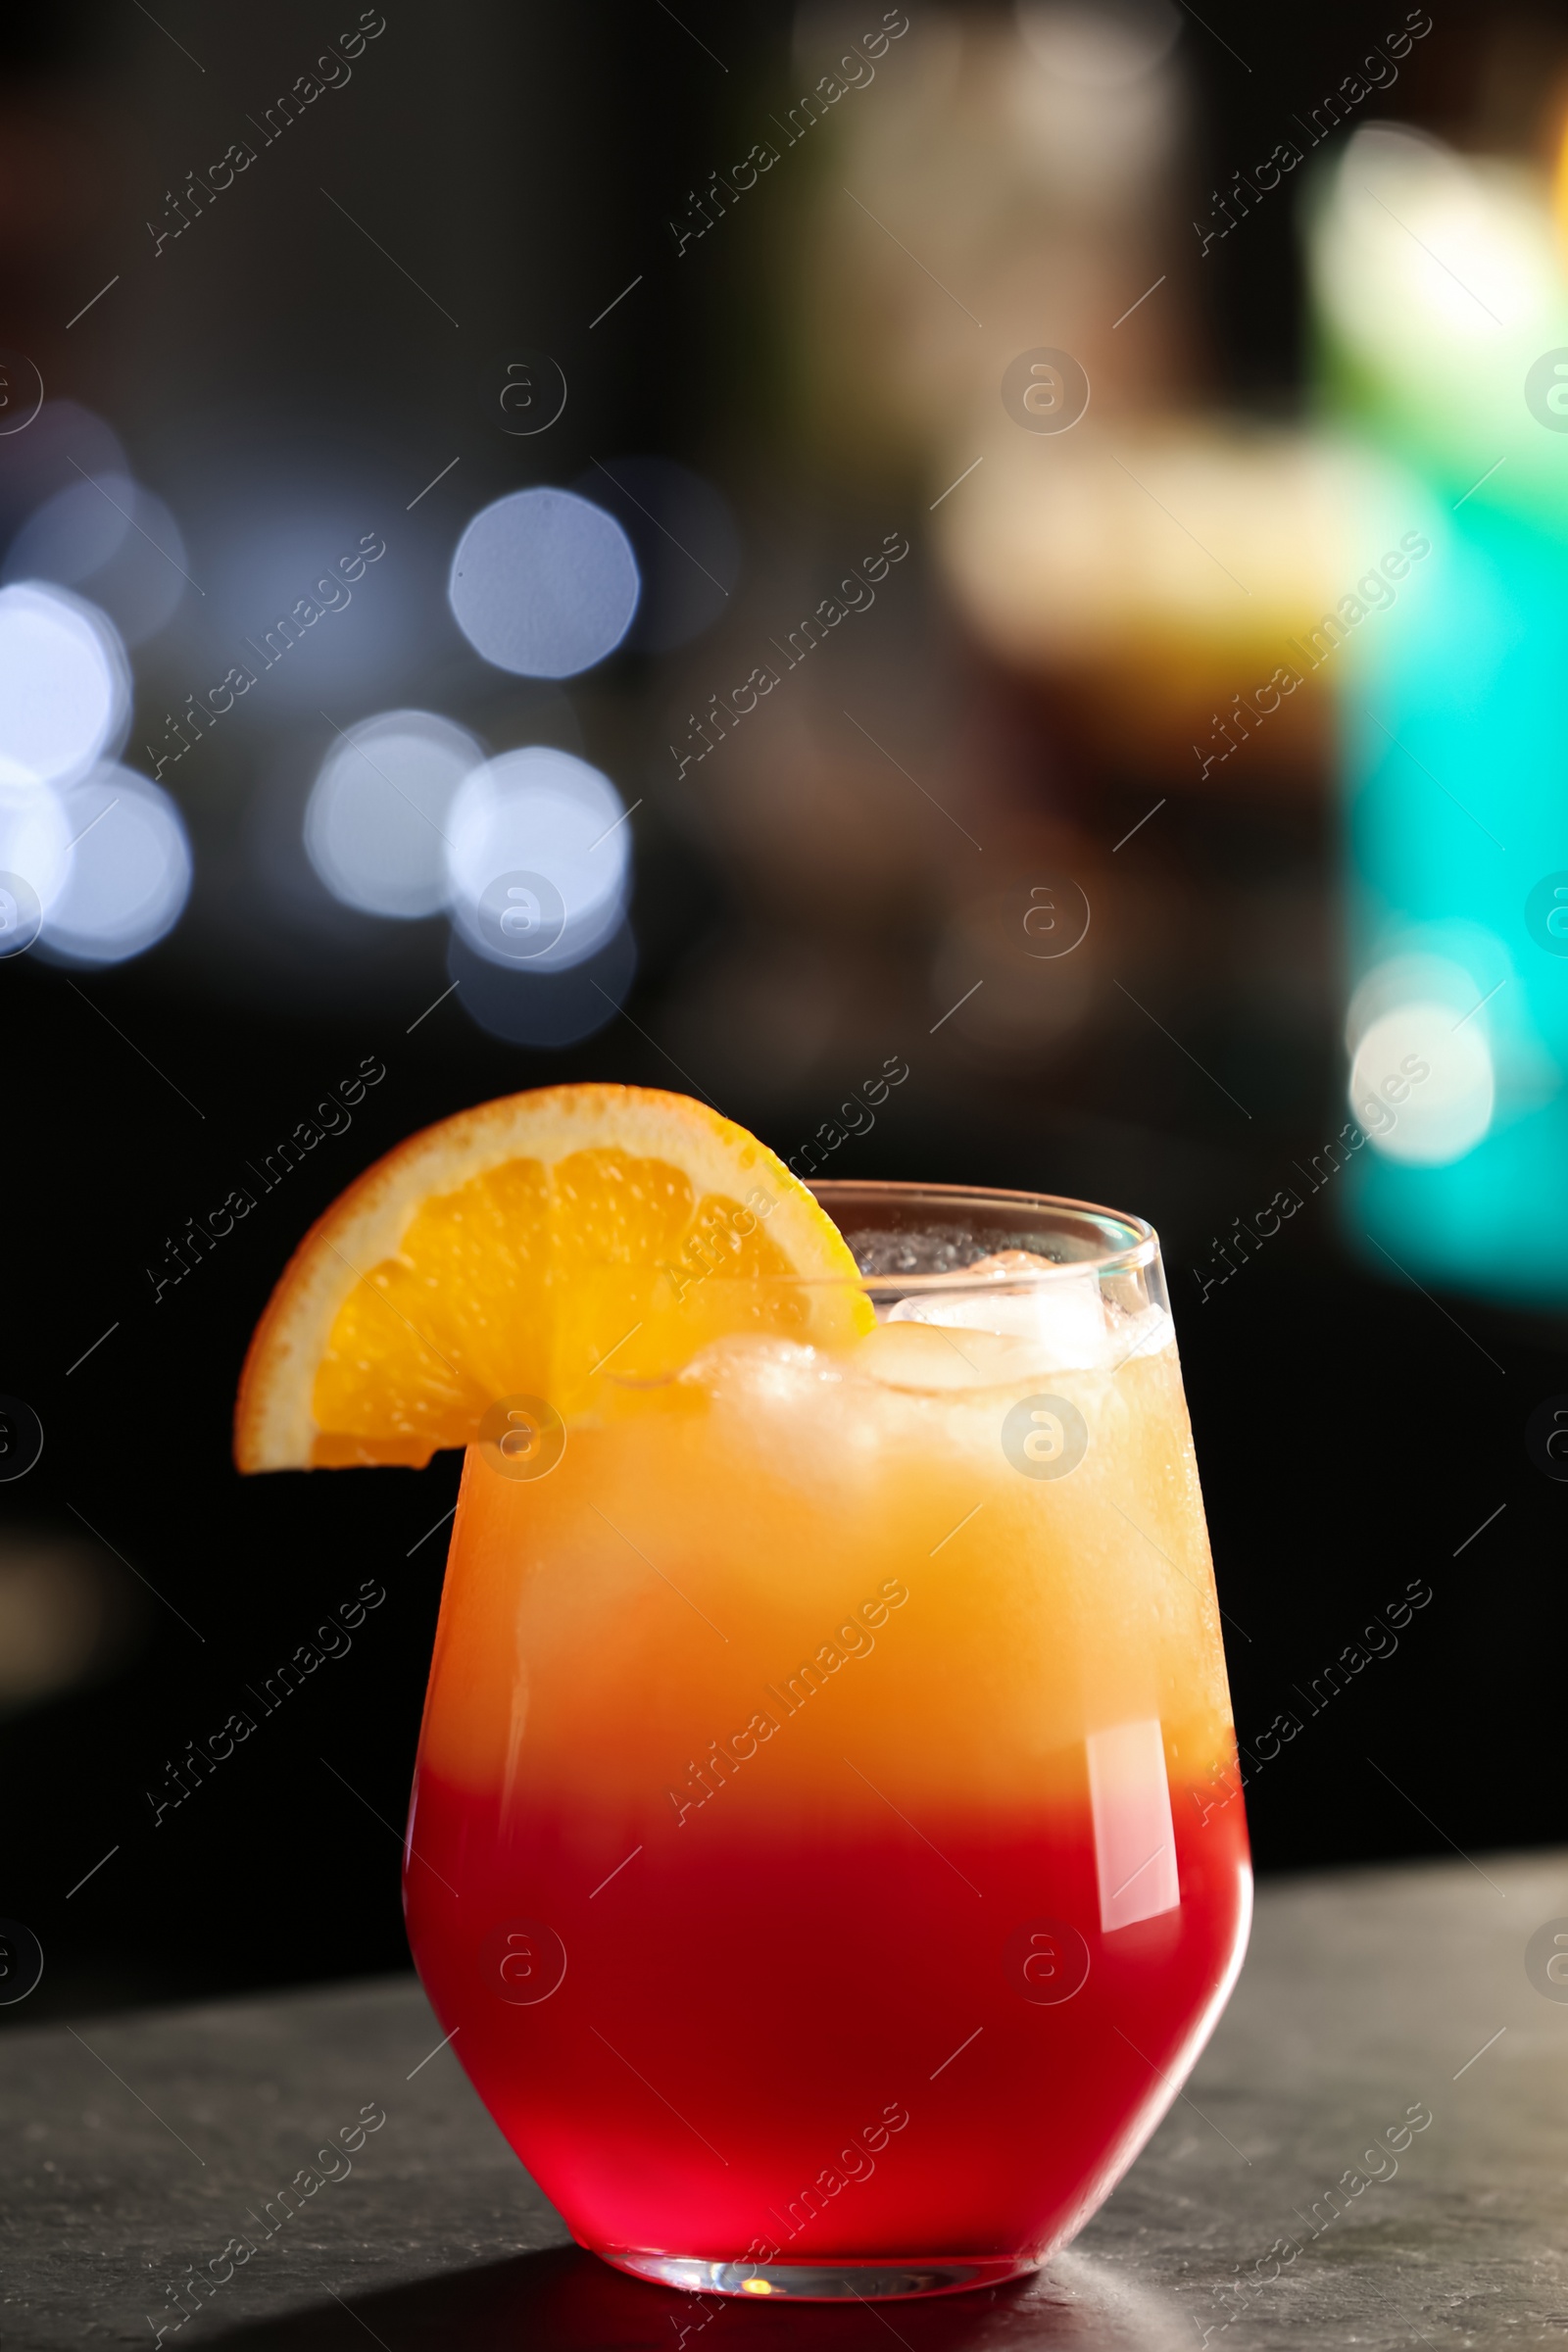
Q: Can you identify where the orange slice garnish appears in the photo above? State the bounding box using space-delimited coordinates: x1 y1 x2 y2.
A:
234 1083 869 1471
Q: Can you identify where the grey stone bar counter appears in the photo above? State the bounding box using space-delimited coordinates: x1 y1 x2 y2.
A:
4 1851 1566 2350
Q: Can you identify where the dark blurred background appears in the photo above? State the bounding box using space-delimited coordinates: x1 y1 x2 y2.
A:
2 0 1565 2024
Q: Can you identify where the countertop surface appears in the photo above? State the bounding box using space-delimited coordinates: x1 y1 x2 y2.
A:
3 1850 1566 2351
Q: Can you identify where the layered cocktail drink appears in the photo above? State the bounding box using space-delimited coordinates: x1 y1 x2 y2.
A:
401 1181 1250 2298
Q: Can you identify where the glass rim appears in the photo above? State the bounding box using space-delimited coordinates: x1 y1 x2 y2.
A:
799 1179 1159 1294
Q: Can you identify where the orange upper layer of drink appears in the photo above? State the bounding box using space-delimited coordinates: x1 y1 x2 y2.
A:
418 1311 1232 1824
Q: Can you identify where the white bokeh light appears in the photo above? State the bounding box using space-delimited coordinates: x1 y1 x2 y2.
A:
0 583 130 790
448 489 640 678
40 765 191 964
1319 128 1557 348
0 785 72 912
446 746 630 971
305 710 483 918
1349 1000 1495 1165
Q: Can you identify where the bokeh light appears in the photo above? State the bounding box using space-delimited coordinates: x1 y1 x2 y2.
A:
0 582 130 790
574 459 740 654
1014 0 1181 86
305 710 484 919
0 1528 145 1717
38 764 191 965
1348 998 1495 1166
0 785 71 916
201 481 413 711
447 488 640 677
4 472 126 584
448 917 637 1049
0 400 127 544
4 472 189 648
446 746 630 971
1318 127 1556 349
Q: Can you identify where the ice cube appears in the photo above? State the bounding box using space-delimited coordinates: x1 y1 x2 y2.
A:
886 1256 1110 1373
852 1319 1057 1392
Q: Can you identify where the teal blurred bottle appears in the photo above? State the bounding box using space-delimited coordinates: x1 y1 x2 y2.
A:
1307 127 1568 1308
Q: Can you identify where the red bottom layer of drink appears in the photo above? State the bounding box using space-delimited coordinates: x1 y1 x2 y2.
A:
405 1767 1250 2269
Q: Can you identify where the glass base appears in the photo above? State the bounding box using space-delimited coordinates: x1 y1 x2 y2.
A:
596 2246 1038 2300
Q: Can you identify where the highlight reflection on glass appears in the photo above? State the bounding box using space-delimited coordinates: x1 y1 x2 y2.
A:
404 1186 1250 2302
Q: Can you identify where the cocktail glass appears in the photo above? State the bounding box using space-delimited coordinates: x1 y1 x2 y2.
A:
403 1182 1250 2301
